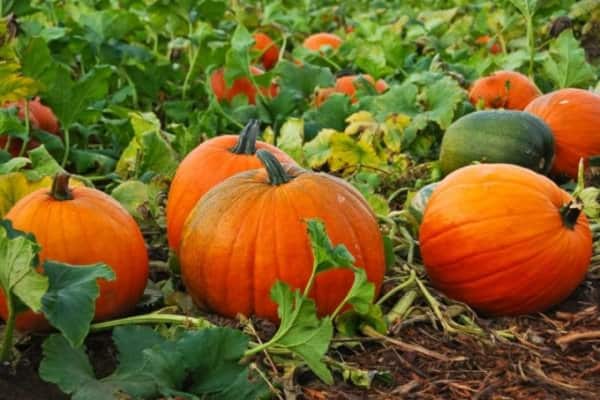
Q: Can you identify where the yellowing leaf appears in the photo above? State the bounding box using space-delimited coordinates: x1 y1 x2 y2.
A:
304 129 336 169
277 118 304 164
329 133 383 172
0 173 84 218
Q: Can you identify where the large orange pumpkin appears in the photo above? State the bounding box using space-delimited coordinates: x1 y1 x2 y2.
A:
166 120 296 252
303 33 343 52
180 150 385 320
253 32 279 70
525 88 600 179
468 70 541 110
0 173 149 331
0 97 60 156
419 163 591 316
210 66 278 104
315 74 388 106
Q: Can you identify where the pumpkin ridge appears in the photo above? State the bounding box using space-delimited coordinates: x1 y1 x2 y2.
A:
425 219 569 273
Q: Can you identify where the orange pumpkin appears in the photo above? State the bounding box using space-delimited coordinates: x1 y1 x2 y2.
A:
253 32 279 70
419 163 591 316
0 97 60 156
475 35 502 54
210 66 278 104
303 33 343 52
468 70 541 110
0 173 149 331
166 120 296 252
180 150 385 320
525 88 600 179
315 74 388 106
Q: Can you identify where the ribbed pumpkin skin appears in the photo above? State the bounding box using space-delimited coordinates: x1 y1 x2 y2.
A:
179 165 385 321
419 164 591 316
166 136 295 251
0 186 149 331
469 70 541 110
525 88 600 179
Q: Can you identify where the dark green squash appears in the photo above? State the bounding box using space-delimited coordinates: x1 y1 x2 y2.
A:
439 110 555 175
408 182 439 224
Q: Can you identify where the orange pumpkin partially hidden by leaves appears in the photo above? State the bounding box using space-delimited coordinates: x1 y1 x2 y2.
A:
419 163 591 316
303 32 343 52
0 97 60 156
180 150 385 321
0 173 149 331
253 32 279 70
525 88 600 179
469 70 541 110
210 66 278 104
166 120 296 252
316 75 388 106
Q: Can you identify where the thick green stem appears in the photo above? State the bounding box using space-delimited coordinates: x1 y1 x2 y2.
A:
386 289 418 324
230 120 260 155
0 295 16 362
256 149 292 185
182 48 200 100
50 173 73 201
90 313 214 332
561 201 583 230
60 127 70 167
18 101 31 157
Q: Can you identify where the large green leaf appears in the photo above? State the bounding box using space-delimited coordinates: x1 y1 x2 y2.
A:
543 30 597 89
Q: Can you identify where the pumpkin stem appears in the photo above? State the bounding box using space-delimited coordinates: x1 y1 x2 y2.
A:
50 172 73 201
560 201 583 230
256 149 292 185
230 119 260 155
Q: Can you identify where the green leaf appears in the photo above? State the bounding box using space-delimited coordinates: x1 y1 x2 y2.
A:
0 107 27 140
24 145 63 180
422 76 465 129
277 118 304 164
543 30 596 89
0 220 46 312
303 94 352 140
269 281 334 384
306 219 355 274
343 268 376 315
40 325 267 400
304 129 335 169
41 262 115 347
0 157 30 174
364 83 420 120
580 187 600 219
276 60 335 98
111 180 150 221
224 24 254 85
39 335 97 396
336 304 387 337
329 132 383 172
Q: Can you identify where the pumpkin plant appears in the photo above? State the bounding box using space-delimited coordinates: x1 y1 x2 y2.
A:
0 173 149 331
525 88 600 179
468 70 541 110
179 150 385 321
315 74 388 106
166 120 296 252
419 163 592 316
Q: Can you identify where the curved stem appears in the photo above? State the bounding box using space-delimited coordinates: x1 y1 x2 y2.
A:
230 119 260 154
561 201 583 230
0 295 15 362
256 149 292 185
50 173 73 201
89 313 214 332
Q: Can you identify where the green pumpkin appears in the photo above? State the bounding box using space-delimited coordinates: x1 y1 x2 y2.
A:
408 182 439 224
439 110 555 175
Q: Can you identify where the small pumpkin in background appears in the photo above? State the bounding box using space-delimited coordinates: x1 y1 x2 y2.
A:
474 35 501 54
419 163 591 316
315 74 388 106
468 70 541 110
0 173 149 331
166 120 296 252
210 66 278 104
439 110 555 175
253 32 279 70
525 88 600 179
0 97 60 156
303 32 343 52
180 150 385 321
